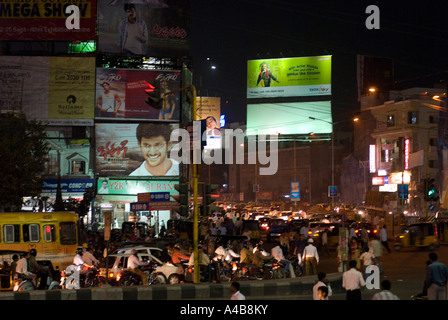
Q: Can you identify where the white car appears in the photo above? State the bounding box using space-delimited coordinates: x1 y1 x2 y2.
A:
101 251 184 285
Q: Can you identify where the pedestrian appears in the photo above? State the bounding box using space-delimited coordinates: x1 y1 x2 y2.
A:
320 229 330 257
317 286 329 300
230 281 246 300
313 272 332 300
372 279 400 300
359 247 375 277
426 252 448 300
342 260 366 300
302 238 319 276
380 225 391 254
369 235 383 272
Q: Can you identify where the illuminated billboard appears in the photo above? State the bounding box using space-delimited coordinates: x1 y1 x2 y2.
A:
0 56 95 125
97 0 190 57
247 56 332 98
196 97 221 149
246 101 332 135
95 68 181 121
0 0 96 41
95 122 180 177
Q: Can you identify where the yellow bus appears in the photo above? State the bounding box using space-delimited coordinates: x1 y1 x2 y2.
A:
0 211 79 270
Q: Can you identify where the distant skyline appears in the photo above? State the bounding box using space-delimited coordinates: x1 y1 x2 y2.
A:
190 0 448 125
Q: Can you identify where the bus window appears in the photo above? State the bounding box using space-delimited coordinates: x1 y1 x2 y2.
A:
43 224 56 242
23 224 40 242
59 222 77 245
4 225 20 243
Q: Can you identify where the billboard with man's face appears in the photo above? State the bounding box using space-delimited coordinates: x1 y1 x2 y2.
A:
95 122 180 177
247 56 332 99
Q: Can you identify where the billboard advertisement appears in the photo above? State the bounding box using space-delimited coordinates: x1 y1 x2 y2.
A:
0 0 96 41
95 68 181 121
247 56 332 98
95 122 180 177
196 97 221 149
246 101 332 135
97 0 189 57
0 56 95 125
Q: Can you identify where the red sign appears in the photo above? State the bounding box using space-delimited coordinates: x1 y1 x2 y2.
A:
0 1 96 41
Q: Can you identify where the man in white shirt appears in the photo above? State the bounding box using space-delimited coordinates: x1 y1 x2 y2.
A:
342 260 366 300
271 242 294 278
82 247 99 266
129 123 179 177
230 281 246 300
380 225 391 254
16 252 37 287
302 238 319 276
127 249 149 285
313 272 332 300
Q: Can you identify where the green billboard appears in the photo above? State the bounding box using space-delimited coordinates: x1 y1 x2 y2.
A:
247 55 332 98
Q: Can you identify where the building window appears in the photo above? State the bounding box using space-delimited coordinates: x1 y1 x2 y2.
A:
71 160 86 174
430 138 438 147
387 114 395 127
429 116 438 124
408 111 418 124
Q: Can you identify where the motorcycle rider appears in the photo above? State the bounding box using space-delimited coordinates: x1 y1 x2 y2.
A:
271 241 295 278
170 243 191 266
127 249 149 285
15 252 37 287
27 249 50 289
239 241 253 265
73 247 95 285
252 241 272 268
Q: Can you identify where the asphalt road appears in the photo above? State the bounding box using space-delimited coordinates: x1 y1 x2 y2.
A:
260 240 448 300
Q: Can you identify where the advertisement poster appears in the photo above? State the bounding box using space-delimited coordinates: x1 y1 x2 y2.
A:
95 68 181 121
95 122 180 177
246 101 332 135
0 56 95 125
0 0 96 41
247 56 332 98
97 0 190 58
196 96 221 149
97 178 179 196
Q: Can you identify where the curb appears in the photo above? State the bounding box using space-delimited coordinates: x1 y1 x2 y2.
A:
0 273 343 300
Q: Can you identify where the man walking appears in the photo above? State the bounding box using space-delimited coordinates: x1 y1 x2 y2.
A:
342 260 366 300
427 252 448 300
380 225 391 254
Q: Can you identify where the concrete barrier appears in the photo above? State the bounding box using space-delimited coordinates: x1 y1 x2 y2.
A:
0 273 343 300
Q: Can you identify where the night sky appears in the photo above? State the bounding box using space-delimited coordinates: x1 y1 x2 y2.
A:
190 0 448 125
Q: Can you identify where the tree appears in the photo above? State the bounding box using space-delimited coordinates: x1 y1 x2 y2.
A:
0 113 49 212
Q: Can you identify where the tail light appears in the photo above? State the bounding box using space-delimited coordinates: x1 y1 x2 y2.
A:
116 273 121 282
109 272 115 279
232 263 238 271
188 267 193 273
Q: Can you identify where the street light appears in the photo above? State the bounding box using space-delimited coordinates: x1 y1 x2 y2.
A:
309 116 335 213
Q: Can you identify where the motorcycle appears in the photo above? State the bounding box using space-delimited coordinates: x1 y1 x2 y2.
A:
118 262 161 286
60 264 106 289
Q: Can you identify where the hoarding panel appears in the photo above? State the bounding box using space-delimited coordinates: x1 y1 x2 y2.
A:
247 56 332 98
97 0 189 57
95 68 181 121
246 101 332 135
0 0 96 41
95 122 180 177
0 56 95 125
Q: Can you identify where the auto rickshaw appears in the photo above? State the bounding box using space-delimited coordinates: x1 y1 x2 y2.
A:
394 222 440 251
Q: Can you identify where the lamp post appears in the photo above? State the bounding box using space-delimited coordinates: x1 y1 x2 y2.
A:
309 116 335 214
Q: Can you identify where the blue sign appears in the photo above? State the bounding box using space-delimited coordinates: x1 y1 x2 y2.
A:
150 192 171 202
130 202 150 211
429 204 435 212
398 184 409 199
291 181 300 201
42 179 94 194
328 185 337 197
